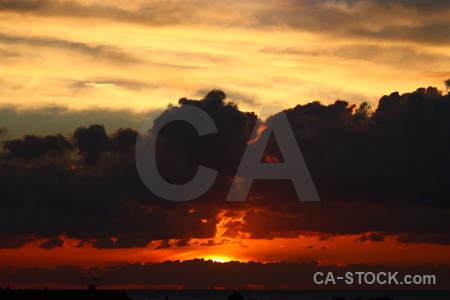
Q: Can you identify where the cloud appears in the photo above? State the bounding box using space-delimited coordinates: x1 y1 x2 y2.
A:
272 0 450 45
39 237 64 249
0 234 33 249
0 33 141 65
4 134 72 159
73 125 111 165
2 0 447 47
260 44 450 70
397 233 450 246
175 238 190 247
1 87 450 248
0 0 253 27
72 79 157 91
155 240 172 249
357 232 385 242
200 239 231 247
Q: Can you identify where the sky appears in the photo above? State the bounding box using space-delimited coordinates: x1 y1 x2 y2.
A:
1 0 450 137
0 0 450 290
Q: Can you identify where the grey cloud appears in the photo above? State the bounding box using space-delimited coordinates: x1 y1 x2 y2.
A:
0 33 141 65
0 0 204 26
2 0 448 46
264 0 450 45
261 44 450 69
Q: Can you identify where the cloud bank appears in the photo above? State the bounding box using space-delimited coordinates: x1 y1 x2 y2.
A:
1 87 450 249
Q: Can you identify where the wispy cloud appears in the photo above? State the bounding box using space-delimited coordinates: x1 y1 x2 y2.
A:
0 33 141 65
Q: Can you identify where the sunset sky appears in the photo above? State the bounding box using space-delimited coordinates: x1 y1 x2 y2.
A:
1 0 450 137
1 0 450 290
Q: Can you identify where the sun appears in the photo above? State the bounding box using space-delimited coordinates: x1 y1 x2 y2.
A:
204 255 234 263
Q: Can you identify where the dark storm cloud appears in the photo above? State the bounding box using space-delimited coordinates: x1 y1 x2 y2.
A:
1 87 450 248
73 125 110 165
0 90 256 248
1 261 449 289
224 86 450 240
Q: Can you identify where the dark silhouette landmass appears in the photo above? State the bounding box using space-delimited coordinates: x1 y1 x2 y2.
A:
228 292 396 300
0 287 131 300
333 297 394 300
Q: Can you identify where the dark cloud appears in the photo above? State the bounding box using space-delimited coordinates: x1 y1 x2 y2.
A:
1 87 450 248
4 134 72 159
73 125 110 165
200 239 231 247
0 90 254 248
397 233 450 245
445 78 450 90
0 234 33 249
1 260 449 290
39 237 64 249
194 88 260 107
175 238 190 247
357 232 385 243
155 239 172 249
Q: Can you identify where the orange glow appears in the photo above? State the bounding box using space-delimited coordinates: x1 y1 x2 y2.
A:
0 211 448 269
2 229 449 269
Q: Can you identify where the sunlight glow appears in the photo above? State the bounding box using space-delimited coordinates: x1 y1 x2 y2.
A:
203 256 235 263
